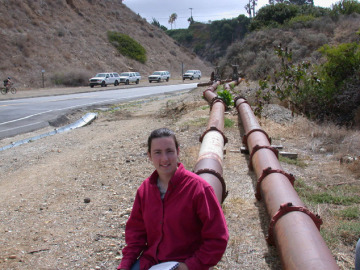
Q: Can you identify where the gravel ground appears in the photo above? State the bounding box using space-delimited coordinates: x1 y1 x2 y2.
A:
0 82 358 269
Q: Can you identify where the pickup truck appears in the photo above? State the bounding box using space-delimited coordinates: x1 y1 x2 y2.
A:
148 71 170 83
119 72 139 85
89 72 120 88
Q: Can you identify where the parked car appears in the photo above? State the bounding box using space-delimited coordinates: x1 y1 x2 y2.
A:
159 70 171 80
119 72 139 85
148 71 170 83
89 72 120 88
135 72 142 81
183 70 201 80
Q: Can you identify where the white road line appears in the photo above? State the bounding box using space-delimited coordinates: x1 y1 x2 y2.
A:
0 121 44 133
0 98 121 126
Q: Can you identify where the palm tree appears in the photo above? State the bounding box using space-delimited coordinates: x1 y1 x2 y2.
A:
168 13 177 30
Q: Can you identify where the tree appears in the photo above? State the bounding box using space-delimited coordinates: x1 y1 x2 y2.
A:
151 18 168 31
245 0 258 18
331 0 360 15
168 13 178 30
250 3 300 30
151 18 161 28
187 16 194 25
269 0 314 4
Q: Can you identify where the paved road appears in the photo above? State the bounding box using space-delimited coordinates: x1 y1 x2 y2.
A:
0 83 197 139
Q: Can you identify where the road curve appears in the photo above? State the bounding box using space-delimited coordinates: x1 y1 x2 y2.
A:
0 83 197 139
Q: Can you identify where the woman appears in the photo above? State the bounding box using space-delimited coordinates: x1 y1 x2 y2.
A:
118 128 228 270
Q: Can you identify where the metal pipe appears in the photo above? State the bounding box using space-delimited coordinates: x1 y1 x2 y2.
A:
194 78 244 202
235 97 339 269
194 81 228 203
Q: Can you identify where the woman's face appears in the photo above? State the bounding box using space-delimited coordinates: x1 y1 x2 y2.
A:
148 136 179 179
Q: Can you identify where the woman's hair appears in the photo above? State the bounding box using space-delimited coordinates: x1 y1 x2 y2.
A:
147 128 179 153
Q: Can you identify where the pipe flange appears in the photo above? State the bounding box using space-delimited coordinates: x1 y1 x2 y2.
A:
194 168 228 203
210 96 226 110
242 128 271 149
266 202 323 246
199 126 228 145
255 167 295 200
234 96 248 109
248 145 278 170
203 89 213 97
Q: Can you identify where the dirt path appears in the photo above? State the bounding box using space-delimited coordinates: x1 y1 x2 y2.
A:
0 84 357 269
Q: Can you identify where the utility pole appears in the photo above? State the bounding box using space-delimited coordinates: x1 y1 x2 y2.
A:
189 7 193 18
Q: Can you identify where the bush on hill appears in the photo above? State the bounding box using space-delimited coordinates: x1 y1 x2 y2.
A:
254 39 360 126
331 0 360 16
107 31 147 64
249 3 330 30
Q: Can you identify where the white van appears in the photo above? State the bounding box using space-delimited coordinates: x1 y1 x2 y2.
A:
183 70 201 80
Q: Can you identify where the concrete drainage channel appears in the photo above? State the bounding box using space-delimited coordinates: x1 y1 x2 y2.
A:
0 113 98 152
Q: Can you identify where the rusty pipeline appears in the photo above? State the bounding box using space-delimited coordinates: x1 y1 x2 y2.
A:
234 96 339 269
197 79 233 88
194 81 228 203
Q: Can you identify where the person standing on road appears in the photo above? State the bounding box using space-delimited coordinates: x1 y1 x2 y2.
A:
117 128 228 270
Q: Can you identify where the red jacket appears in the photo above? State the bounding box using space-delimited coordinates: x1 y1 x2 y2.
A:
118 163 228 270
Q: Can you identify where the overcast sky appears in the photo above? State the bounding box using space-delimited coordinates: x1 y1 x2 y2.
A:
125 0 340 29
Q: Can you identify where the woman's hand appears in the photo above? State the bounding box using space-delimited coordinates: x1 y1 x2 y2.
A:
177 262 189 270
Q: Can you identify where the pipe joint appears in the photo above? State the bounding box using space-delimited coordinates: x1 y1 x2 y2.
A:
234 96 247 108
203 89 212 97
255 167 295 200
249 145 279 170
267 202 323 246
199 126 228 145
243 128 271 149
194 168 228 203
210 96 226 110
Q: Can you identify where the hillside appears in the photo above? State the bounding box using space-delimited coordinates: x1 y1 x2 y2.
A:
0 0 213 89
167 9 360 79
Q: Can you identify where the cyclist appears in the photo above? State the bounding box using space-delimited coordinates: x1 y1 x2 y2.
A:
4 77 12 92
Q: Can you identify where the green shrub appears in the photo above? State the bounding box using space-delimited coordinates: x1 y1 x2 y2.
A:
250 3 300 30
107 31 147 63
217 88 234 108
255 40 360 124
167 29 193 43
288 14 316 27
210 15 250 43
318 42 360 89
331 0 360 16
